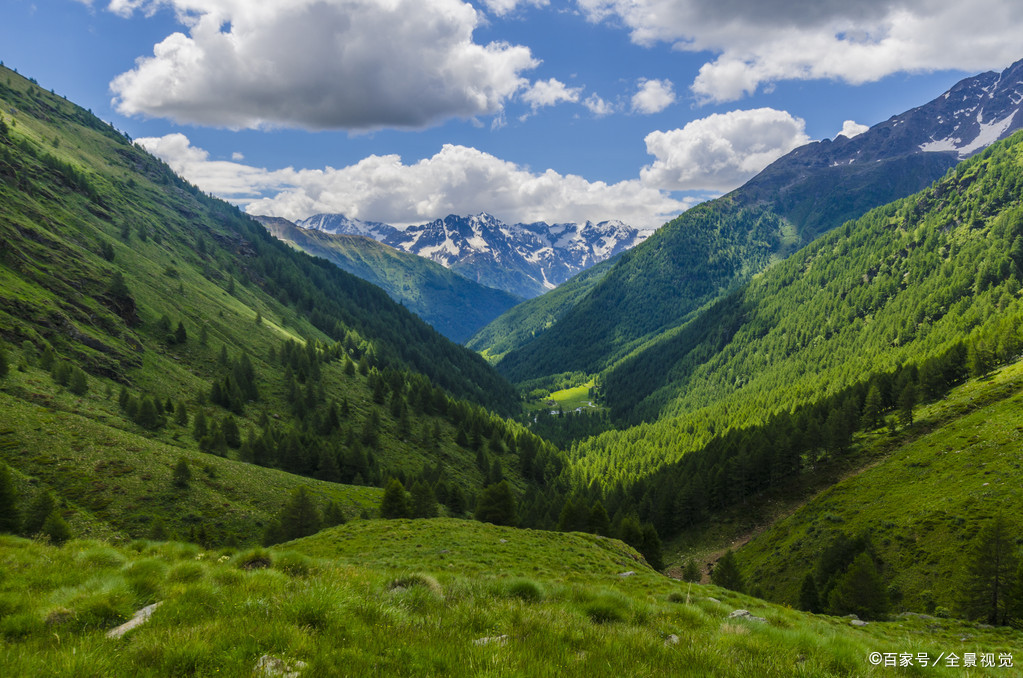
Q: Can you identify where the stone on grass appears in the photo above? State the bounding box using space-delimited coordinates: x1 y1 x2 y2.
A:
473 634 509 646
255 655 308 678
618 571 636 577
106 601 162 639
727 609 766 623
850 619 869 627
664 634 680 646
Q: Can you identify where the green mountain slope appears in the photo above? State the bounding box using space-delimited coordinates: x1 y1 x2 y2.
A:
257 216 521 344
598 133 1023 428
467 254 619 364
4 521 1020 676
0 66 564 546
547 132 1023 571
736 358 1023 615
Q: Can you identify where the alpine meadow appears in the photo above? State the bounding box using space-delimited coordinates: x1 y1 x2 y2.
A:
5 5 1023 676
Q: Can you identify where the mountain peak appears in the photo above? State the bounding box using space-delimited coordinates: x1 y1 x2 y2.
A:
287 211 644 298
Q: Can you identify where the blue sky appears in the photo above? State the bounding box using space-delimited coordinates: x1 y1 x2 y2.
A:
2 0 1021 229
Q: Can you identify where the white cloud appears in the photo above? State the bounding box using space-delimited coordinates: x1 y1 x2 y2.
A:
583 93 617 117
481 0 548 16
138 134 689 229
231 151 244 161
838 120 869 139
522 78 582 111
640 108 810 191
104 0 538 130
631 78 676 114
577 0 1023 102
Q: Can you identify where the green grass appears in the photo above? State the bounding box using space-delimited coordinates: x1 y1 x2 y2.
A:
2 523 1020 677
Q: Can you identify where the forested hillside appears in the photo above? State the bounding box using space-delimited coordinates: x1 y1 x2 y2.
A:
0 65 565 547
467 254 619 363
555 132 1023 553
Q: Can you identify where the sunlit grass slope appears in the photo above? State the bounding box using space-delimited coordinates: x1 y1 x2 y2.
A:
3 520 1021 676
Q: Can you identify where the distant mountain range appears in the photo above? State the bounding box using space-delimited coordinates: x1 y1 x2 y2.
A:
294 212 645 299
255 216 521 344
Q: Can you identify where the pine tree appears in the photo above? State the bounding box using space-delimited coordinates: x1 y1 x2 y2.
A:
827 552 889 620
192 408 208 441
175 401 189 426
680 558 701 583
68 366 88 395
957 514 1020 625
640 523 664 570
174 321 187 345
41 511 70 545
221 416 241 448
410 480 438 519
860 383 883 431
711 550 745 592
323 500 347 527
172 458 192 488
589 500 611 536
379 478 409 519
0 343 8 380
474 481 516 526
23 490 56 536
279 486 321 540
0 464 20 533
897 382 917 427
798 573 821 613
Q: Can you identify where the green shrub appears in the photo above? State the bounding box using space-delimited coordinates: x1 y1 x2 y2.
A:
122 558 167 602
167 561 204 584
234 547 273 570
504 577 545 603
582 591 630 624
388 573 443 598
274 551 314 577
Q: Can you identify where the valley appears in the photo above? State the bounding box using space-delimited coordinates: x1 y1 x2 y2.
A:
3 49 1023 677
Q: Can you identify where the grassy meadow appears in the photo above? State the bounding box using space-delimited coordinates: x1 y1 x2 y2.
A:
3 520 1020 677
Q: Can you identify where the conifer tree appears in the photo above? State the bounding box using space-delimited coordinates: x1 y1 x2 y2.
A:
41 511 70 545
0 343 8 380
957 514 1019 625
23 490 56 536
897 382 917 427
410 480 438 519
798 573 821 613
589 500 611 536
279 486 321 540
680 558 701 583
172 458 191 489
379 478 409 519
192 408 208 441
827 552 889 620
711 549 745 592
0 464 20 533
474 481 516 526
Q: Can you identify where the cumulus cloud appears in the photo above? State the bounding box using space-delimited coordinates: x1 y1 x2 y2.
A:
640 108 810 191
522 78 582 111
577 0 1023 102
583 93 617 117
631 78 676 114
838 120 870 138
481 0 549 16
138 134 689 229
104 0 538 130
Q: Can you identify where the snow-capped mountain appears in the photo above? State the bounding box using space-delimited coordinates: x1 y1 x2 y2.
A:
296 213 399 242
738 57 1023 240
295 212 645 299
